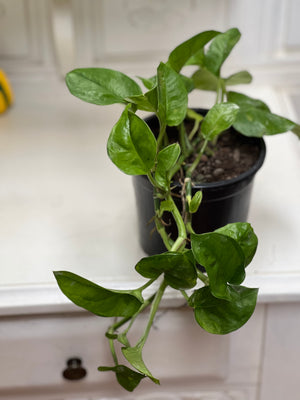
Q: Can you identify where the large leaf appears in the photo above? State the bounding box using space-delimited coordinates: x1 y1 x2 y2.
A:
168 30 220 72
191 233 245 300
215 222 258 267
204 28 241 76
155 143 181 190
225 70 252 86
54 271 143 317
233 107 296 137
191 68 219 91
65 68 142 105
201 102 239 140
107 107 157 175
157 62 188 126
98 365 145 392
227 91 270 112
122 345 160 385
190 285 258 334
135 251 197 290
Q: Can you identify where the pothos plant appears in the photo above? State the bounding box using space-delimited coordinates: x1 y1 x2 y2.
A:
54 28 299 391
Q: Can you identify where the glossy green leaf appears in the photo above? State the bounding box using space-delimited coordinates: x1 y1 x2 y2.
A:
227 91 270 112
122 345 160 384
157 62 188 126
191 232 245 300
201 102 239 140
107 107 157 175
135 251 197 290
168 30 220 72
137 75 157 90
53 271 143 317
191 68 219 91
65 68 142 105
126 87 157 112
190 285 258 334
204 28 241 76
233 107 296 137
155 143 181 189
225 70 252 86
184 48 205 67
189 190 203 213
215 222 258 267
98 365 145 392
180 74 194 93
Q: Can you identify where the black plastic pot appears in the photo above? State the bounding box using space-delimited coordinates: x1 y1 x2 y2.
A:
132 111 266 255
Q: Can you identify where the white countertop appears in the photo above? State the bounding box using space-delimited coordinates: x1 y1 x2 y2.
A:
0 80 299 315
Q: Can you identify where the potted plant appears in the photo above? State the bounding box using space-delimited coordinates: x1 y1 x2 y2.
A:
54 28 299 392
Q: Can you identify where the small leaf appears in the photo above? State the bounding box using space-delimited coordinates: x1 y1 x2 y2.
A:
65 68 142 105
54 271 143 317
191 68 219 91
204 28 241 76
189 190 203 213
201 102 239 141
225 70 252 86
190 285 258 334
191 233 245 300
135 251 197 290
292 124 300 139
137 75 157 90
214 222 258 267
180 74 194 93
155 143 181 189
107 107 157 175
233 107 296 137
157 62 188 126
227 91 270 112
122 345 160 385
168 30 220 72
98 365 146 392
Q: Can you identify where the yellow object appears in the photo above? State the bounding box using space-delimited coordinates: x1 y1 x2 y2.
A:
0 70 14 113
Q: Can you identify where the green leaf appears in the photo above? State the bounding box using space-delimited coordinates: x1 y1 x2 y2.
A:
233 107 296 137
180 74 194 93
137 75 157 90
107 107 157 175
201 102 239 140
225 70 252 86
190 285 258 334
227 91 270 112
126 87 157 112
292 124 300 139
184 48 205 67
168 30 220 72
65 68 142 105
157 62 188 126
135 251 197 290
191 232 245 300
204 28 241 76
122 345 160 385
98 365 145 392
155 143 181 189
191 68 219 91
53 271 143 317
189 190 203 213
214 222 258 267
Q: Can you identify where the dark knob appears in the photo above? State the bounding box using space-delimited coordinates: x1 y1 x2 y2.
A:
63 357 87 381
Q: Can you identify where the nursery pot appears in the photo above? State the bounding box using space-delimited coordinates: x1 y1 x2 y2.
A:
132 111 266 255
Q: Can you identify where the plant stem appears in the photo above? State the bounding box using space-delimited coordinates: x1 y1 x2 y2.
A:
186 139 209 177
137 279 168 348
197 269 209 286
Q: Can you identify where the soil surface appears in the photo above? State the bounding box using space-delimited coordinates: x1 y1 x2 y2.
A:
177 130 261 183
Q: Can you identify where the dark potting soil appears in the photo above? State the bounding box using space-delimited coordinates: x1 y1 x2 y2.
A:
176 130 260 184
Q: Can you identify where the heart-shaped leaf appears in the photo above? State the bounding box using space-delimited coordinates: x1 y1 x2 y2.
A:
191 232 245 300
204 28 241 76
227 91 270 112
168 30 220 72
135 251 197 290
122 345 160 385
66 68 142 105
214 222 258 267
201 102 239 141
190 285 258 334
225 70 252 86
107 107 157 175
54 271 143 317
155 143 181 189
157 62 188 126
98 365 145 392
